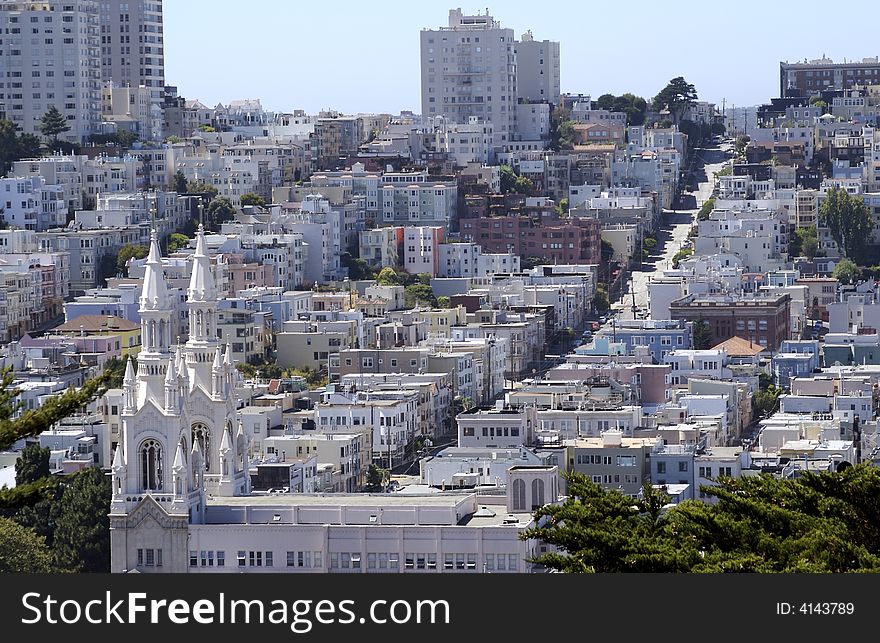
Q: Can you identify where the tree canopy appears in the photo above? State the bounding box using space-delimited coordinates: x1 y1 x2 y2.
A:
15 442 50 486
833 258 861 285
0 517 53 573
653 77 698 125
240 193 267 208
500 164 534 195
523 467 880 572
116 243 149 275
206 196 236 230
820 188 874 264
0 119 43 175
40 106 71 146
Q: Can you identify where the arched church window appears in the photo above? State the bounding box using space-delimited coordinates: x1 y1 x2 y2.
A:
192 423 211 472
512 478 526 512
140 439 163 491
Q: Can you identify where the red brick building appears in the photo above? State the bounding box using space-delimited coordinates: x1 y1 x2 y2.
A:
668 292 791 351
459 216 601 265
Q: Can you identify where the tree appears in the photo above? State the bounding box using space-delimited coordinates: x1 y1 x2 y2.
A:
652 77 698 126
197 124 216 133
0 517 53 573
172 170 188 194
15 442 50 486
820 188 874 264
205 196 236 230
549 106 577 151
436 296 452 309
697 197 716 221
555 198 570 216
52 466 112 572
692 318 712 350
513 174 534 196
753 384 782 418
39 106 71 147
186 180 219 200
240 193 266 208
595 94 615 111
116 243 149 275
711 122 726 135
340 253 374 281
671 247 693 268
500 164 518 193
102 356 136 389
523 467 880 573
405 283 437 308
365 464 390 492
833 258 861 285
376 267 403 286
167 232 190 254
166 135 183 144
791 225 819 260
0 119 43 174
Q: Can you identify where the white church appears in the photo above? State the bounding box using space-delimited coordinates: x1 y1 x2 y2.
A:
109 227 553 574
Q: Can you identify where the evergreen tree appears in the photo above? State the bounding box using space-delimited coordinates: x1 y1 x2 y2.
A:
820 188 874 264
39 106 71 146
15 442 50 486
52 467 112 573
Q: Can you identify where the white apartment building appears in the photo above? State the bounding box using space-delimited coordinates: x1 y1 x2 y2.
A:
0 0 102 142
514 31 560 104
514 102 550 141
0 176 67 230
261 433 365 493
380 180 457 226
420 8 517 148
98 0 163 99
663 349 733 390
12 153 139 211
457 405 538 449
422 116 494 166
403 226 444 276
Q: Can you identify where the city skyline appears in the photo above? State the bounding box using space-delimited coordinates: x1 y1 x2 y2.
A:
166 0 880 114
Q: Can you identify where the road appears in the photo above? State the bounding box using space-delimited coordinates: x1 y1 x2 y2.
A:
612 141 732 320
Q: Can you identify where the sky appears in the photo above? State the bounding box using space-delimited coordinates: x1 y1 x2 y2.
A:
165 0 880 114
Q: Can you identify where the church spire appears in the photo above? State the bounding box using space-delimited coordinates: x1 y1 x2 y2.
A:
187 224 216 303
140 229 170 312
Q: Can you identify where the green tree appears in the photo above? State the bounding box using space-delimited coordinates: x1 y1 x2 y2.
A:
513 174 534 196
555 198 569 216
595 94 615 110
15 442 50 486
197 124 216 133
167 232 190 253
671 247 693 268
172 170 188 194
652 77 698 126
376 266 404 286
697 197 716 221
711 122 726 135
820 188 874 264
405 283 437 308
166 135 183 144
500 164 518 193
340 253 375 281
833 258 861 284
549 106 577 151
116 243 149 275
206 196 236 230
791 225 819 260
753 384 782 418
436 296 452 308
186 180 219 199
39 106 71 147
0 517 53 573
52 466 112 572
240 193 266 208
0 119 43 174
692 318 712 350
365 464 390 492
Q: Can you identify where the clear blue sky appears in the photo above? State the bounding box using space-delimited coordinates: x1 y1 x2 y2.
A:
165 0 880 114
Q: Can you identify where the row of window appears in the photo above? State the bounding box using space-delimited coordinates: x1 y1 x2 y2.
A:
187 549 519 571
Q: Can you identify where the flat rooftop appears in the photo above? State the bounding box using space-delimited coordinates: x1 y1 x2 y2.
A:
206 492 471 508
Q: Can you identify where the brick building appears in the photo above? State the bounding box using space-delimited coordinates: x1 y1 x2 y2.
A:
459 216 601 265
668 293 791 351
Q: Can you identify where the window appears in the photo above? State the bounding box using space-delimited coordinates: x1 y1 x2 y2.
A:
657 462 666 474
237 551 246 567
266 551 273 567
679 461 689 472
512 478 526 511
217 551 224 567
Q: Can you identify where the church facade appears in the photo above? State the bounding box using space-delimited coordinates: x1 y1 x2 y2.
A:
109 227 250 573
